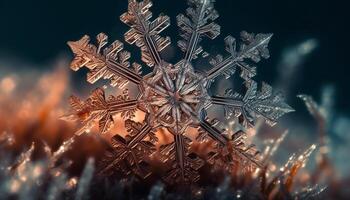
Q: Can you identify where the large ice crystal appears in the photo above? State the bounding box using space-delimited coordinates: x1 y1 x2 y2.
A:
64 0 294 184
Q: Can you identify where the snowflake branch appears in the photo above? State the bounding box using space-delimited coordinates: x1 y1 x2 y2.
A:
177 0 220 62
206 32 272 84
121 0 171 67
99 120 156 178
161 134 203 184
62 88 138 135
198 119 228 145
67 34 143 88
197 119 262 169
106 60 143 86
208 81 294 127
159 109 203 184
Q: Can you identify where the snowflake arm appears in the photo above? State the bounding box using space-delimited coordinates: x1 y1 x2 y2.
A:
67 34 143 88
63 88 138 135
120 0 171 67
99 119 157 178
198 117 228 145
209 81 294 127
158 107 204 184
160 134 204 184
197 119 262 169
177 0 220 62
229 130 261 168
205 32 272 84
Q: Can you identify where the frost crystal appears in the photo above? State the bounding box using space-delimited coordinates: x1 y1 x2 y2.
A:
65 0 293 184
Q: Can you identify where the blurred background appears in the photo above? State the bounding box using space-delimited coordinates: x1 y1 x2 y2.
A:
0 0 349 197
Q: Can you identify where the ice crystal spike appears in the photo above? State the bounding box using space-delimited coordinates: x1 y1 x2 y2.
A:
261 131 288 163
295 185 327 200
47 173 67 200
10 142 35 172
298 93 329 143
65 0 293 184
75 158 95 200
43 136 75 168
148 182 164 200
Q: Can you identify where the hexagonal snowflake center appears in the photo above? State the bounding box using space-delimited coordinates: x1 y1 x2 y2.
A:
143 67 208 128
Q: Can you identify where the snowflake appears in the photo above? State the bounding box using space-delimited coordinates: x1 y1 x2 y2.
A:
64 0 294 184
